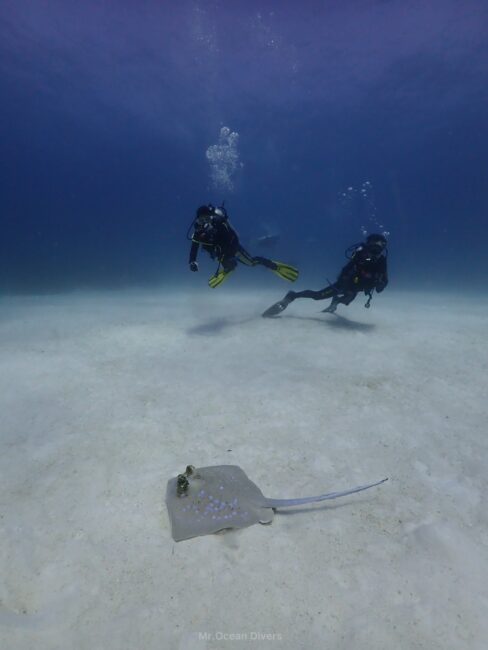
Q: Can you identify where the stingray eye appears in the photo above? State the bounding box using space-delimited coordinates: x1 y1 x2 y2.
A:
185 465 196 476
176 474 189 496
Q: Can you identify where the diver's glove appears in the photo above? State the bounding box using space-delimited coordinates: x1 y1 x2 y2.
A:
190 261 199 272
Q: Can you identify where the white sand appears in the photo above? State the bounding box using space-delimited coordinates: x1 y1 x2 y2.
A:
1 288 487 649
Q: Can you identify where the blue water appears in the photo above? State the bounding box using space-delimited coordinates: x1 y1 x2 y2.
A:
1 1 487 293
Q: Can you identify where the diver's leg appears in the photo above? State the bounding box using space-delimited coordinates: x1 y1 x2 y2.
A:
262 284 336 318
262 291 296 317
315 284 342 313
235 247 259 267
322 295 343 313
338 291 357 305
221 256 237 272
279 284 337 310
292 285 337 301
234 245 274 268
208 255 237 288
238 250 299 282
250 254 275 269
322 290 357 312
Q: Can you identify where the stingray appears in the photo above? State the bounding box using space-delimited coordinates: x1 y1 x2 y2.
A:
166 465 388 542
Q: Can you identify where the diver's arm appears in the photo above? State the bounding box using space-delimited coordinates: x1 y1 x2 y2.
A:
189 241 199 271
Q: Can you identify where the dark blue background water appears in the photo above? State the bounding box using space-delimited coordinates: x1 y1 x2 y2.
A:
2 1 487 293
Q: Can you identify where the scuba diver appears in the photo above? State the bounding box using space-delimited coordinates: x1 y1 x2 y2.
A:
262 233 388 317
187 204 299 288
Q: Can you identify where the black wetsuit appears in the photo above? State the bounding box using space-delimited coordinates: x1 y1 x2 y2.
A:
189 215 275 272
292 244 388 307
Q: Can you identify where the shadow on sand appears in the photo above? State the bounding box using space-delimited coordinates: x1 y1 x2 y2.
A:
187 312 375 336
187 316 257 336
284 313 376 332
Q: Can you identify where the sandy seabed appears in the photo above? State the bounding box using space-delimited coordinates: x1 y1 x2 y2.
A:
1 287 487 650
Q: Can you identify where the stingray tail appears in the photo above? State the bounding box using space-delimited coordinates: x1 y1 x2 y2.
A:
265 477 388 508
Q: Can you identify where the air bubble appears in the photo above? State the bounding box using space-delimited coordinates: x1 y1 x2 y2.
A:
206 126 240 191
